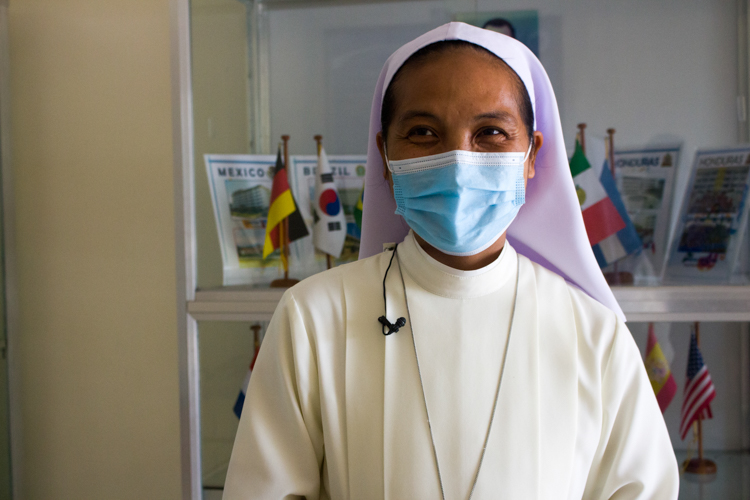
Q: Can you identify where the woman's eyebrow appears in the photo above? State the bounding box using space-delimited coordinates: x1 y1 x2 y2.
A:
474 111 516 122
398 110 440 122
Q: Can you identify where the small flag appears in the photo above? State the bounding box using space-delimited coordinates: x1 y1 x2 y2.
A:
679 328 716 440
569 140 641 267
263 147 309 263
644 323 677 413
353 186 364 230
313 147 347 258
233 340 261 419
594 159 642 267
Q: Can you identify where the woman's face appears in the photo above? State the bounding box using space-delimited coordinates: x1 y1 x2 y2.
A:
377 47 542 183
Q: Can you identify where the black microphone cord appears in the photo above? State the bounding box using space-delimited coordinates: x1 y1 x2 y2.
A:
378 244 407 335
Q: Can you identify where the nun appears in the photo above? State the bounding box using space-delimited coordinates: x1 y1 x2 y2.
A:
223 22 678 499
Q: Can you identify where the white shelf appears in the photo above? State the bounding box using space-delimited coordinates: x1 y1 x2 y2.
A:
189 287 285 322
187 285 750 323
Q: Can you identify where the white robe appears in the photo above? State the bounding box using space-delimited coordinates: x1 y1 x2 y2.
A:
223 232 679 500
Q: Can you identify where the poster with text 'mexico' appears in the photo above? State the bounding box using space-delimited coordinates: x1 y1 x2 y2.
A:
205 154 366 286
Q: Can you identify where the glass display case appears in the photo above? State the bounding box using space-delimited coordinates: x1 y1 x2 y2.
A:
172 0 750 497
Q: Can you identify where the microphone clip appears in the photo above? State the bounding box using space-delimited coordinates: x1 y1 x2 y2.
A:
378 316 406 336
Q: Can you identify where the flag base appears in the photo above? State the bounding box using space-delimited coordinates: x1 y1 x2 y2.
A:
603 271 633 286
270 278 299 288
683 458 717 477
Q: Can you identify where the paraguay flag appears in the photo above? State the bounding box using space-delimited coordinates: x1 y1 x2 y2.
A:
233 341 261 419
313 148 347 258
570 140 642 267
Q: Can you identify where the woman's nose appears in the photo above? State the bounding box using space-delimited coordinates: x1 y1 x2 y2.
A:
444 131 473 152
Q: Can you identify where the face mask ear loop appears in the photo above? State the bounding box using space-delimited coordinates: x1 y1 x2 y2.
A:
522 140 534 164
383 143 394 173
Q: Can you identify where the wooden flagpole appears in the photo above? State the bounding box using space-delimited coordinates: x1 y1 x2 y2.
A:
606 128 616 177
313 135 333 270
270 135 299 288
281 135 291 280
250 324 261 349
685 321 717 475
577 123 587 154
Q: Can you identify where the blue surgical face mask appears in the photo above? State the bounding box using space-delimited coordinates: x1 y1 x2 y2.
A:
386 146 531 256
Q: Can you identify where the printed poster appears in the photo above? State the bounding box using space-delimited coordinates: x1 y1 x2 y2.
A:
665 145 750 283
289 155 367 273
205 154 366 286
613 145 680 283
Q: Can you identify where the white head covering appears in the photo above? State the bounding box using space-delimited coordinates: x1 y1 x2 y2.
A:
359 22 625 321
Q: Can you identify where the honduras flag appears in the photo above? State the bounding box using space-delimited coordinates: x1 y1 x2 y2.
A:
570 138 641 268
593 159 642 267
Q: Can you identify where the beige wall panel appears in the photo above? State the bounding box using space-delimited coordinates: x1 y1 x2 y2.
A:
9 0 181 498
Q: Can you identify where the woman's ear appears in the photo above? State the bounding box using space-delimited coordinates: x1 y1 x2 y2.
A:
526 131 544 181
376 132 393 186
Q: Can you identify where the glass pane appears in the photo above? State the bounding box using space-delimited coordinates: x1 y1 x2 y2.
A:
191 0 253 289
191 0 745 289
199 320 267 496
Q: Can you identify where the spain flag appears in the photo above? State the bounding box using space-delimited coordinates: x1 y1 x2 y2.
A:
263 147 308 262
645 323 677 413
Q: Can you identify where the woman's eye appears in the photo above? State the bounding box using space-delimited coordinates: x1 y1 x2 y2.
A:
408 127 436 138
478 128 504 137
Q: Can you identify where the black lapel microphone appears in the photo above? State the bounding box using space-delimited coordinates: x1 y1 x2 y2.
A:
379 244 407 336
378 315 406 336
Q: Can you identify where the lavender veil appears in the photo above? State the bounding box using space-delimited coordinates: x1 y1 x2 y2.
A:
358 22 625 321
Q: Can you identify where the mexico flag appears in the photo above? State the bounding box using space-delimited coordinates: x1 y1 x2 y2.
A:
570 140 641 267
313 148 347 258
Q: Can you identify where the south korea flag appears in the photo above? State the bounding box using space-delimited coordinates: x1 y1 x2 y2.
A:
313 148 347 258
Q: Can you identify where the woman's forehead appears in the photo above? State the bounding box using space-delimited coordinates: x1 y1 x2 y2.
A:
391 49 523 118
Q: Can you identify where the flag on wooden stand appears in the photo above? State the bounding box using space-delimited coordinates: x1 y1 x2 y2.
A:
569 139 641 267
233 339 261 419
644 323 677 413
680 329 716 439
313 147 347 258
262 146 309 265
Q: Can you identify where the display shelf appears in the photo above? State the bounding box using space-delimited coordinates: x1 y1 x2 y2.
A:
187 284 750 323
189 287 285 322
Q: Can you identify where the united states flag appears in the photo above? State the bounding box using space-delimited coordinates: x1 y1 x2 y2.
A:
679 330 716 440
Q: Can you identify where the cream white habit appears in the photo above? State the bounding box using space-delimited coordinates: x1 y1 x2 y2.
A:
223 232 678 499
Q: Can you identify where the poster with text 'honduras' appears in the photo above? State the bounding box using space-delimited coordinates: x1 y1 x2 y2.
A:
205 154 366 286
665 145 750 283
613 145 680 284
